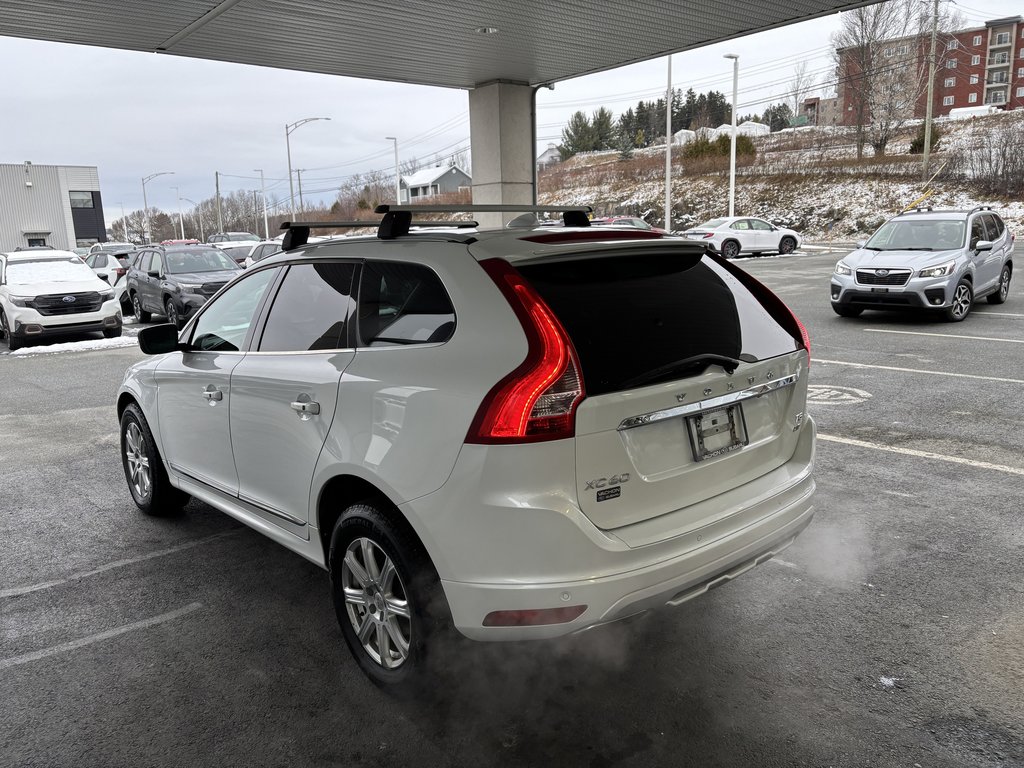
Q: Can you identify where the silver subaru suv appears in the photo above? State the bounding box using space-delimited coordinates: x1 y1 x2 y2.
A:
830 206 1013 321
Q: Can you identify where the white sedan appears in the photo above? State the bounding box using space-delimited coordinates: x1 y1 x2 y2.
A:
681 217 801 259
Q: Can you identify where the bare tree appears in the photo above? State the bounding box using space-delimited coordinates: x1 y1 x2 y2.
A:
833 0 962 158
789 60 818 120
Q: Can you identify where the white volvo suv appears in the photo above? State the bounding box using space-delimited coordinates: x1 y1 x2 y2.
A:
117 205 816 687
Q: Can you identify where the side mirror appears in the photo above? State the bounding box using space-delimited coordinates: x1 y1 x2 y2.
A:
148 270 161 278
855 240 867 249
975 239 993 252
138 324 185 355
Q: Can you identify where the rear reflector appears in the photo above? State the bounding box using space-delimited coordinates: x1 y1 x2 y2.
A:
466 258 585 443
483 605 587 627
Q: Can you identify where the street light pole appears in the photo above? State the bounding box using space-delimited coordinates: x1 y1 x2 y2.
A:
285 117 331 218
724 54 739 218
214 170 223 235
297 169 305 214
171 186 185 239
118 202 128 242
254 168 269 239
141 171 173 243
922 0 939 181
385 136 400 203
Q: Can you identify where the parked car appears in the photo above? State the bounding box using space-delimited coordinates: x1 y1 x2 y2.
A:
117 210 815 687
207 232 260 243
89 241 135 255
681 217 801 258
73 247 92 259
84 251 130 284
243 240 283 269
592 216 670 234
126 245 241 328
830 206 1013 322
211 242 257 267
0 250 122 350
160 239 202 246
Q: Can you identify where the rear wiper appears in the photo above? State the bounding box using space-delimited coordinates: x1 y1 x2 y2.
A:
621 354 744 389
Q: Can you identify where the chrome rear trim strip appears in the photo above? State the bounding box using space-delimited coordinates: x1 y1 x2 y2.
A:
617 372 800 431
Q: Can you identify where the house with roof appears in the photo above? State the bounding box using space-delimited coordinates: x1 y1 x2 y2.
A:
399 165 472 203
536 142 562 170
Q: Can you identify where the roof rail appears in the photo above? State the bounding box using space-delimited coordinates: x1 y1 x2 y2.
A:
279 219 477 250
968 205 993 214
374 203 593 231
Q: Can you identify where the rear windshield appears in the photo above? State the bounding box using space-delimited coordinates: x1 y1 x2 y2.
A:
518 252 798 395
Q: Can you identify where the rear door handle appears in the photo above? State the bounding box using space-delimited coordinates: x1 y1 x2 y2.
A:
202 386 223 402
290 400 320 415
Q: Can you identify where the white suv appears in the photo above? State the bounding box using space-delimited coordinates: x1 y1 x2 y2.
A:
117 206 816 687
1 250 122 351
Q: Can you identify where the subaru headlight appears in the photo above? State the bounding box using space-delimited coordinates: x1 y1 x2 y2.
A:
9 295 33 307
834 261 853 276
918 260 955 278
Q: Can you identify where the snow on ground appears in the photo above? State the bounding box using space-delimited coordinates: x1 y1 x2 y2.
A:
4 335 140 357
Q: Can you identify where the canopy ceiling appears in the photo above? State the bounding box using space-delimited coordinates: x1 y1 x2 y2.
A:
2 0 873 89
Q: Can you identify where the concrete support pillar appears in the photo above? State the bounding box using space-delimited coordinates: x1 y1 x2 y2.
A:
469 81 534 229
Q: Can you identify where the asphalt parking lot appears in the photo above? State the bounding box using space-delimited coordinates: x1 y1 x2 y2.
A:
2 248 1022 768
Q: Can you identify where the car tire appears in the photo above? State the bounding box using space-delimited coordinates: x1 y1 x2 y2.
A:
119 403 190 516
944 279 973 322
987 265 1011 305
779 236 797 255
132 293 151 323
329 502 451 690
165 299 182 329
722 240 740 259
103 327 122 339
1 311 22 351
832 304 863 318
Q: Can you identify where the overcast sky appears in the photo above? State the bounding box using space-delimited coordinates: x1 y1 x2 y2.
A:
0 0 1007 228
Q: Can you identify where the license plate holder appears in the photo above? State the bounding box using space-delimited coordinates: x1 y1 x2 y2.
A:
686 405 748 462
870 286 889 293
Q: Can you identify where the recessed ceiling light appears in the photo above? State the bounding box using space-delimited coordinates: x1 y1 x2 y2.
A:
475 26 499 34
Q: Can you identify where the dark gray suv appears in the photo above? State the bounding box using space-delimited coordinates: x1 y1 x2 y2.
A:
830 206 1013 321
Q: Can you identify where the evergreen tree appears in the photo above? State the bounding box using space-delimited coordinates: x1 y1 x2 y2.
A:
559 111 596 159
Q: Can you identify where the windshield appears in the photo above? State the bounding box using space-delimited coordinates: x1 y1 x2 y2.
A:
164 249 240 274
227 233 257 241
698 218 727 229
6 258 99 286
219 246 251 258
866 219 965 250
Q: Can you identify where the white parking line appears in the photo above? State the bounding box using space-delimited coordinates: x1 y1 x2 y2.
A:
0 603 203 672
864 329 1024 344
972 311 1024 318
0 531 240 599
818 434 1024 477
816 359 1024 385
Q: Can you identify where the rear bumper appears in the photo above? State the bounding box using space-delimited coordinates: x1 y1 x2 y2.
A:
420 417 816 641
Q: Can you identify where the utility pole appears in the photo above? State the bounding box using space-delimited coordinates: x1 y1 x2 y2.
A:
385 136 400 203
922 0 940 181
297 169 305 214
171 186 184 239
255 168 269 239
141 171 173 244
724 54 740 217
118 202 128 242
215 171 223 235
664 55 673 232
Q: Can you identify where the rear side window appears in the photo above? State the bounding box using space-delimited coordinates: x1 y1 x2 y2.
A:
357 261 455 346
518 252 798 395
258 262 357 351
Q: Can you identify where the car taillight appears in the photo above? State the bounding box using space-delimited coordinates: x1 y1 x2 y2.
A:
702 233 714 239
466 258 585 444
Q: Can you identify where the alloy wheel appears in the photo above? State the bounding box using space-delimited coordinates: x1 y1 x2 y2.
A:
340 537 412 670
723 241 739 259
1000 270 1010 301
132 295 143 319
124 422 152 500
166 301 178 327
951 283 972 319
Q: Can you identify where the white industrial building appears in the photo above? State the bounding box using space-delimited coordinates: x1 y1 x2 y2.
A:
0 163 107 252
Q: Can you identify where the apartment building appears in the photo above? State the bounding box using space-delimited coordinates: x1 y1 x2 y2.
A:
837 15 1024 125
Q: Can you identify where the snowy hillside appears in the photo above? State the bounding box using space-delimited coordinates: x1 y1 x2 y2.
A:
538 111 1024 239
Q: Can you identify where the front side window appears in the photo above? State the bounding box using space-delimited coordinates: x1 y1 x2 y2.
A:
138 253 152 273
969 217 989 248
150 252 163 275
357 261 455 346
258 262 357 352
189 268 279 352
